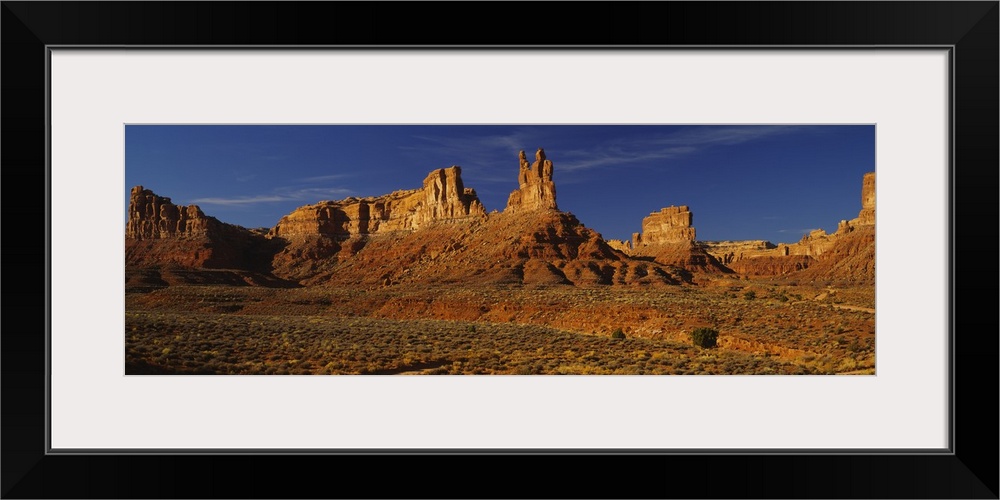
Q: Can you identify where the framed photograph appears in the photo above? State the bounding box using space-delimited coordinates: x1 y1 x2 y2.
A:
4 2 996 498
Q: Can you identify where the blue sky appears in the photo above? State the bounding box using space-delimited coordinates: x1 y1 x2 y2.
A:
125 125 875 244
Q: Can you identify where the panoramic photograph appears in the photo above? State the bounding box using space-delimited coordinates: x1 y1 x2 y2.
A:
124 125 875 375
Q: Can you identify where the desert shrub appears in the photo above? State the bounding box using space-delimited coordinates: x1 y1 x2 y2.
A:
611 328 626 339
689 327 719 348
743 291 756 301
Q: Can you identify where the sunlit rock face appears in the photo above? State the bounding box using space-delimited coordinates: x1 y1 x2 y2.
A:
631 205 696 249
505 148 557 213
269 166 485 239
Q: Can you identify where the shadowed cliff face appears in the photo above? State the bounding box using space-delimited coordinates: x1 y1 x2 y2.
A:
127 186 215 240
125 186 283 272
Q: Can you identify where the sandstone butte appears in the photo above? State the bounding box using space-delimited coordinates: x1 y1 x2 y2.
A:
125 150 875 287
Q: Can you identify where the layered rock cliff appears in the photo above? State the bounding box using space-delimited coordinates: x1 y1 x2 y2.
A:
632 205 696 248
702 240 778 266
127 186 216 240
267 166 487 279
270 166 485 240
125 186 280 272
505 149 557 213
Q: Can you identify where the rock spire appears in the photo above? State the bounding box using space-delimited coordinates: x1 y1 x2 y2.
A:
505 148 558 213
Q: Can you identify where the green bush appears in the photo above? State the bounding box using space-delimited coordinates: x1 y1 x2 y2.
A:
689 327 719 348
611 328 626 339
743 290 756 300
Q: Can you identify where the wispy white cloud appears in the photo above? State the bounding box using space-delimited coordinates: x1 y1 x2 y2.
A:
557 147 696 172
190 195 289 206
652 126 799 147
297 173 354 183
777 227 821 235
556 126 798 172
401 125 804 177
191 187 353 206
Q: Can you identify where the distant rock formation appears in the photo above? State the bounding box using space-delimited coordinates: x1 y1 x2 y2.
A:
270 166 485 240
505 149 558 213
701 240 778 265
622 205 727 273
631 205 696 249
726 255 814 277
125 186 279 271
782 171 876 259
699 171 875 280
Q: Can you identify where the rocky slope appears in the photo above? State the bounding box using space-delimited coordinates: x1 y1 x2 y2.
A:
295 209 688 288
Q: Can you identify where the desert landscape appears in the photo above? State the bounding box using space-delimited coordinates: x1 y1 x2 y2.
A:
125 129 875 375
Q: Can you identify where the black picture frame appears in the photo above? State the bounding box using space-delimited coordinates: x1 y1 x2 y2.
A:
3 2 997 498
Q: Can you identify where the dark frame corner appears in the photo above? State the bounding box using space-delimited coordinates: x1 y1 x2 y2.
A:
2 2 997 498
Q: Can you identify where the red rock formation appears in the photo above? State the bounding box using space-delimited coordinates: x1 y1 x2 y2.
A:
297 210 686 288
632 205 696 248
270 166 485 240
127 186 216 240
624 205 726 273
640 241 728 273
268 151 689 287
788 228 874 283
606 239 632 253
125 186 281 272
505 149 558 213
702 240 778 265
697 171 875 280
268 166 486 280
727 255 814 276
857 171 875 225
